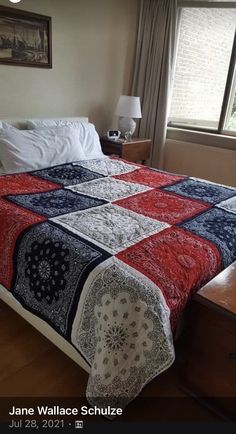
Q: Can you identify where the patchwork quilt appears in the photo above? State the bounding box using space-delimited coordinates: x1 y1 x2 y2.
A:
0 157 236 409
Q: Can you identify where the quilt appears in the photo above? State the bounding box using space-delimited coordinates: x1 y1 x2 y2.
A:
0 157 236 410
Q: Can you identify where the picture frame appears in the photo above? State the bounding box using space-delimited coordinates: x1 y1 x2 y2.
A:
0 6 52 68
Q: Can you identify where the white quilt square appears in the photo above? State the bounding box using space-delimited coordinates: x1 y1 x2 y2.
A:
216 196 236 214
52 204 169 254
67 178 151 201
74 158 138 176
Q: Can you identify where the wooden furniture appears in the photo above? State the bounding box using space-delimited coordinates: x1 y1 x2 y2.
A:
100 137 152 164
181 262 236 420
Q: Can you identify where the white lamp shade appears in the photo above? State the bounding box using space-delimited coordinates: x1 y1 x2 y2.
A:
9 0 22 3
115 95 142 119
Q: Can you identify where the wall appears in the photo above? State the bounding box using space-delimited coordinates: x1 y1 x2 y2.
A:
0 0 140 133
164 137 236 187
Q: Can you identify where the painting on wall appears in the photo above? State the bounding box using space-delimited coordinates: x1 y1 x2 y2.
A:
0 6 52 68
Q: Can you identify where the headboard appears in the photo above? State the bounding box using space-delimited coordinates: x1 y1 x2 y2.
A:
0 117 89 130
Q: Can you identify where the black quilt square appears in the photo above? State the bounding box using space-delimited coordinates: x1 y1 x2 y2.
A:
12 221 111 338
31 163 104 186
7 188 107 217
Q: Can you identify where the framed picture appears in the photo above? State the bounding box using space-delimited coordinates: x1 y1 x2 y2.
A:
0 6 52 68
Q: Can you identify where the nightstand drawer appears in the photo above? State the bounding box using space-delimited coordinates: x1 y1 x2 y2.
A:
122 142 151 162
100 137 151 163
184 303 236 397
100 141 122 156
181 300 236 419
180 263 236 419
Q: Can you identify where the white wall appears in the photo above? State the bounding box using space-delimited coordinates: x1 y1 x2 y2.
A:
164 138 236 187
0 0 140 133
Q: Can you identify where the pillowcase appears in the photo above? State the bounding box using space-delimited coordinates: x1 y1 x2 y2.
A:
0 121 14 131
0 122 14 174
27 118 88 129
0 126 87 174
27 120 104 160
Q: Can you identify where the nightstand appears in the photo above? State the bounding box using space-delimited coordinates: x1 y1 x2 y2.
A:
100 137 152 164
180 262 236 420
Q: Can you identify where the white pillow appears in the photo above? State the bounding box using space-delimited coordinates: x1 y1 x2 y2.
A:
0 122 14 174
27 120 104 160
0 126 87 174
0 121 14 131
27 118 88 129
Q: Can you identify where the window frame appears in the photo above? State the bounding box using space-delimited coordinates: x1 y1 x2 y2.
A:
168 1 236 138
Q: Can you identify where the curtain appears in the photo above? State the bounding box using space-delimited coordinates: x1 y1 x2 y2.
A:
132 0 179 168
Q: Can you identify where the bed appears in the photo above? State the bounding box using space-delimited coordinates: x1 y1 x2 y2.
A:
0 117 235 411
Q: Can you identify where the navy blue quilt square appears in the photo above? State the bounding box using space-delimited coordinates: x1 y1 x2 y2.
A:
179 207 236 268
12 221 111 338
7 189 107 217
31 163 104 186
164 179 235 205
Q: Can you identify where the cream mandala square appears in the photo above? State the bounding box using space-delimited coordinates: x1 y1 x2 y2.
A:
74 158 139 176
67 177 151 201
216 196 236 214
52 204 169 254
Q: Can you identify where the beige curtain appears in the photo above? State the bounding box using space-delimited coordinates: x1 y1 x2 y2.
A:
132 0 179 168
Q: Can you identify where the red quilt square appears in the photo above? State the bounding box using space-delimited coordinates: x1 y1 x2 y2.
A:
117 227 221 328
0 173 59 197
0 199 45 289
114 189 210 224
113 167 185 188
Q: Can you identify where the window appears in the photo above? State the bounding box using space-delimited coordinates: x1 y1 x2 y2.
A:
169 6 236 135
225 66 236 132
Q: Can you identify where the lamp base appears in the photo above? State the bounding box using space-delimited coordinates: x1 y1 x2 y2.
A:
118 117 136 137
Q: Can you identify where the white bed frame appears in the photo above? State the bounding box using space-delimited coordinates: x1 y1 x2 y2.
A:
0 117 90 374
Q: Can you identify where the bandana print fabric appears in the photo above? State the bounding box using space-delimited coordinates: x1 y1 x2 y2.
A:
7 189 107 218
73 158 138 176
71 257 174 409
117 227 221 328
165 178 235 204
216 195 236 214
0 157 235 411
31 163 105 186
12 221 110 337
0 172 59 196
0 198 45 289
52 204 169 254
179 207 236 268
114 167 185 188
67 177 151 201
114 189 210 225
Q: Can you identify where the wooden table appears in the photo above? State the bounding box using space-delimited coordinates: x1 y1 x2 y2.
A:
100 137 152 164
180 262 236 420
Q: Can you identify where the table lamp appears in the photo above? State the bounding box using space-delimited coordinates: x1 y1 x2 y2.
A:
115 95 142 137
